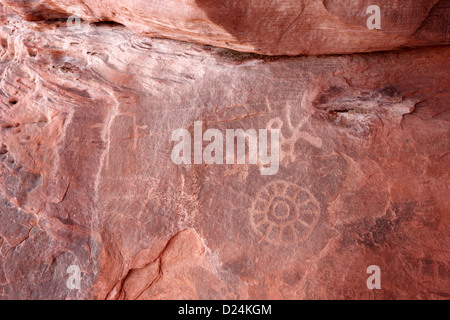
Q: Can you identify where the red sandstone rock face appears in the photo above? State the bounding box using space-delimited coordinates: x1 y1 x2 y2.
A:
1 0 449 55
0 2 449 300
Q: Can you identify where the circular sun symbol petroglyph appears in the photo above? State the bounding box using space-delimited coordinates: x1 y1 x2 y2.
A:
250 180 320 245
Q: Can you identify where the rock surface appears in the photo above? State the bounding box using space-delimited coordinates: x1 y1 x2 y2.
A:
0 2 449 300
1 0 450 55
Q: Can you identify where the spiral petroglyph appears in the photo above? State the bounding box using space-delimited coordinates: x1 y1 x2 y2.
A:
250 180 320 245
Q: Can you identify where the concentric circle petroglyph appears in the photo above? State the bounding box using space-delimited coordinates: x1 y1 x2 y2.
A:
250 181 320 245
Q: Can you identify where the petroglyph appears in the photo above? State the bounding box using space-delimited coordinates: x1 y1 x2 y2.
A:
250 180 320 245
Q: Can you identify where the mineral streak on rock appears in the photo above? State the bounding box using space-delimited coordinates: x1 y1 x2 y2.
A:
0 2 449 300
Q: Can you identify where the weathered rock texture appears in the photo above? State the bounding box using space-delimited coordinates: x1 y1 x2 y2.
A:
2 0 450 55
0 1 449 300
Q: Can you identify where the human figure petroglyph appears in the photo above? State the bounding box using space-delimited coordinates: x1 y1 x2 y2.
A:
265 90 323 166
